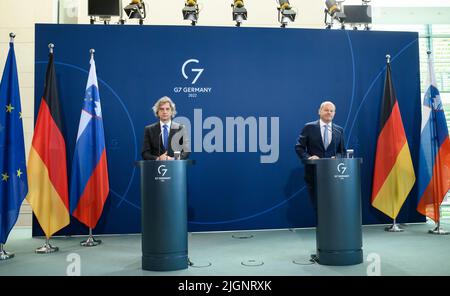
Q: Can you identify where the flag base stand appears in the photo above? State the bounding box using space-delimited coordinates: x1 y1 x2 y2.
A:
232 233 254 239
0 250 14 260
80 228 101 247
0 244 14 260
35 239 59 254
428 226 449 235
384 223 404 232
80 235 102 247
241 259 264 267
292 254 316 265
188 257 212 268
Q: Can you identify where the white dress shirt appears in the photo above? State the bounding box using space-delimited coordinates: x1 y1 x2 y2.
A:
320 119 332 148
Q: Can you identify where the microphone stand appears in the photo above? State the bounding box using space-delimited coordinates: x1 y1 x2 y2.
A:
158 128 162 160
332 126 345 158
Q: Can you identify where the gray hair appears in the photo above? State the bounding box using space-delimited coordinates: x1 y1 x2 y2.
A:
319 101 336 111
152 96 177 118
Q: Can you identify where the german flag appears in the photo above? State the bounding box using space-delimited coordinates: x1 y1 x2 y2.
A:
26 50 69 238
371 61 416 219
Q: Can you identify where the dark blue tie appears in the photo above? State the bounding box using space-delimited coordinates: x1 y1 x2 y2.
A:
163 124 169 151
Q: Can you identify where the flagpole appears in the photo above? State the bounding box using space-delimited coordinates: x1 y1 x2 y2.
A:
34 43 63 254
78 48 103 248
381 54 405 233
0 32 17 261
424 51 449 235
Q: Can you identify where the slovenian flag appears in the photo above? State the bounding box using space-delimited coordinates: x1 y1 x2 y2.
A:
417 52 450 223
70 53 109 229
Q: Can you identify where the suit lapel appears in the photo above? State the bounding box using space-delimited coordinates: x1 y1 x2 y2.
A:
167 128 175 152
330 127 338 151
167 123 180 153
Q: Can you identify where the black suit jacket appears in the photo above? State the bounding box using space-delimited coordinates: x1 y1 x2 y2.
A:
295 120 346 160
141 121 190 160
295 120 346 186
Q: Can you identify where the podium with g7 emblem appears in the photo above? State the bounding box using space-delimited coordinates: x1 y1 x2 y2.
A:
304 158 363 266
137 160 192 271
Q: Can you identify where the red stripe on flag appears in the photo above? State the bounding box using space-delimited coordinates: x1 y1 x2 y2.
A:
417 137 450 222
371 102 407 202
72 150 110 229
32 98 69 210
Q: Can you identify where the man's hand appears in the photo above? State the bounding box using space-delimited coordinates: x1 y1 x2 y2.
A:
308 155 319 160
157 153 168 160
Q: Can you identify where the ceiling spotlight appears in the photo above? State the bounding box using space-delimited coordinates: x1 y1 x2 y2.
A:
124 0 147 25
277 0 296 28
343 0 372 30
232 0 247 27
324 0 346 29
183 0 200 26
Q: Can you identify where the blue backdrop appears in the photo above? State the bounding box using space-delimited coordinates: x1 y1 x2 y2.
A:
33 24 423 236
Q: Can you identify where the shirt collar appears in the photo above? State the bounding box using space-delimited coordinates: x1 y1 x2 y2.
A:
319 119 332 128
160 120 172 129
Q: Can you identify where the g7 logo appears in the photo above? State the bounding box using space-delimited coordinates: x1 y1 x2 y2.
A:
182 59 204 85
158 165 167 176
337 163 347 175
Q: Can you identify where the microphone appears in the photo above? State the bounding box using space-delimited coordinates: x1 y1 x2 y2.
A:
172 124 185 161
332 126 345 158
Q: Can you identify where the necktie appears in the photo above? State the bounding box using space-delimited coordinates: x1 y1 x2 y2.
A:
323 124 330 150
163 124 169 151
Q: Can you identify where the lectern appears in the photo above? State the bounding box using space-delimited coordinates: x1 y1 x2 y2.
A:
304 158 363 266
136 160 191 271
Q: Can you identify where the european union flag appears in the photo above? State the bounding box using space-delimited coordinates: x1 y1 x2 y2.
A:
0 41 28 244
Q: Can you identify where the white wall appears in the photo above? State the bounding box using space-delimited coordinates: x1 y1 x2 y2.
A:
0 0 55 227
0 0 55 161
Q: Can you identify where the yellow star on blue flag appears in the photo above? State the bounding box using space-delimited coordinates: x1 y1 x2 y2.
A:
6 103 14 113
1 172 9 181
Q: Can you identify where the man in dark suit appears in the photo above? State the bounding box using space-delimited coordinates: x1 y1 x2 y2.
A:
295 101 346 209
142 96 190 160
